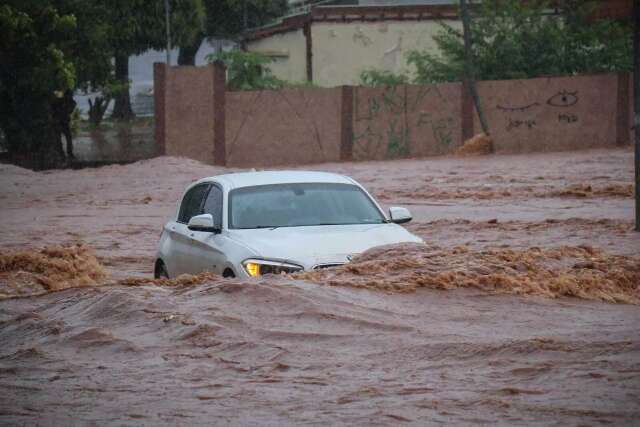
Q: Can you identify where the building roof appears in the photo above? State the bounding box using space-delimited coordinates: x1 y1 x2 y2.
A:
245 3 459 42
246 0 632 42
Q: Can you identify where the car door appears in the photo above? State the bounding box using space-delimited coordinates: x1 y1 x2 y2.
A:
187 184 226 274
169 183 210 276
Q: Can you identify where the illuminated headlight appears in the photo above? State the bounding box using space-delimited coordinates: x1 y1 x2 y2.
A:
242 259 303 277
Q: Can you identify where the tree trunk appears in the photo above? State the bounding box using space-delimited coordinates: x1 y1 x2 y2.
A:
178 36 203 66
634 0 639 231
111 54 135 121
88 96 112 126
1 85 65 170
460 0 490 136
4 113 64 170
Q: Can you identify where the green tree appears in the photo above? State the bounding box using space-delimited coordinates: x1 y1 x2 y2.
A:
407 0 632 83
359 69 410 87
0 2 78 169
178 0 288 66
0 0 206 169
52 0 114 126
106 0 205 120
207 50 285 90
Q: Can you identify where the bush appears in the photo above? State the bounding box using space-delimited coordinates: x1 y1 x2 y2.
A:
206 49 285 91
359 69 410 87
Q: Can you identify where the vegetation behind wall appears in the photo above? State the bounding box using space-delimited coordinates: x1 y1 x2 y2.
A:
359 0 632 86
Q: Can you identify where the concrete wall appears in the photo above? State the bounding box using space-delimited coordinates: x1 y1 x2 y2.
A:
226 87 342 167
311 20 461 87
247 29 308 83
155 63 632 168
156 64 216 163
353 83 462 160
474 74 620 153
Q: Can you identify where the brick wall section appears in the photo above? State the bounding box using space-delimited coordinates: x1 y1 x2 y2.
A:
225 87 342 167
474 74 619 153
159 64 216 163
154 67 630 167
351 83 462 160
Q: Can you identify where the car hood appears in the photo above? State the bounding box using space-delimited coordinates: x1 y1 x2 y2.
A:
226 223 423 268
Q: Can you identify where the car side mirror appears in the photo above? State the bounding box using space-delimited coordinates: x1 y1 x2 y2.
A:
188 214 220 233
389 206 412 224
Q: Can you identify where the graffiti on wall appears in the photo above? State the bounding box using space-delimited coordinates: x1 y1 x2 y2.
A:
354 85 409 158
353 85 456 160
417 112 455 148
507 118 537 131
498 89 580 131
497 102 539 112
547 90 578 107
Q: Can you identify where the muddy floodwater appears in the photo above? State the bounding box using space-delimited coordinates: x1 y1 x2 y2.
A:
0 148 639 425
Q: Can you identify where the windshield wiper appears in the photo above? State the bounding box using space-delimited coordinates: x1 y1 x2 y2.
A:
250 221 387 230
311 222 382 226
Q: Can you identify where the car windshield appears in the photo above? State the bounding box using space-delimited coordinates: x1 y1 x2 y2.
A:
229 183 385 229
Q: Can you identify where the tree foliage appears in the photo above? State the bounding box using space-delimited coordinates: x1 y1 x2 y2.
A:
205 0 288 40
0 2 78 168
52 0 112 92
359 69 410 87
406 0 633 84
178 0 288 66
0 0 206 166
106 0 205 119
207 50 285 91
103 0 205 57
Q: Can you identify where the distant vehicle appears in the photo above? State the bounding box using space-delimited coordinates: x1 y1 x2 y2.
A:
154 171 423 279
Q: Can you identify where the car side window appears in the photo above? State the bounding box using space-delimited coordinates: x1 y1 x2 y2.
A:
203 185 223 228
178 184 210 223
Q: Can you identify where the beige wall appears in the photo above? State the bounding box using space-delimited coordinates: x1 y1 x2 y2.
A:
247 29 308 83
312 20 460 87
247 20 461 88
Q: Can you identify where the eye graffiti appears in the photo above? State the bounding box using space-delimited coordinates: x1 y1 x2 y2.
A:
496 89 580 131
546 90 578 107
496 102 540 112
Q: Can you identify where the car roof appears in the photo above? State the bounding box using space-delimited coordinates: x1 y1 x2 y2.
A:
197 170 356 190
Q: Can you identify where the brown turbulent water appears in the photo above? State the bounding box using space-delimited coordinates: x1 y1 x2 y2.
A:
0 148 639 425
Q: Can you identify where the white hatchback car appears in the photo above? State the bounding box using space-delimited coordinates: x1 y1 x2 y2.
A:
155 171 423 279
